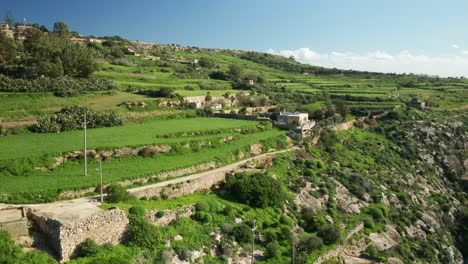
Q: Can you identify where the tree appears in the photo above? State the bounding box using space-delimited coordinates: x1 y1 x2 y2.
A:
4 11 14 27
199 57 215 68
233 224 252 243
228 64 242 80
106 184 132 203
301 207 326 232
0 31 16 65
317 224 341 245
223 173 285 208
319 128 338 152
299 234 323 253
334 100 350 121
53 21 70 35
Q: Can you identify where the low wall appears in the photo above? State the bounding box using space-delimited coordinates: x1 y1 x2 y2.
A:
130 169 227 199
28 208 128 262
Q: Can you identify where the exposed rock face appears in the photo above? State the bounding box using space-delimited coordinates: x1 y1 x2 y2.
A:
334 180 368 214
29 208 128 262
369 224 402 251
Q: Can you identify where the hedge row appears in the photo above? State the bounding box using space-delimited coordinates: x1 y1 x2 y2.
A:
31 106 123 133
0 74 117 97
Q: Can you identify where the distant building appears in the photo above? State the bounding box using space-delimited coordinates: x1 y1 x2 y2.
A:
0 23 14 38
248 79 255 85
125 48 136 55
406 98 425 109
14 23 33 42
276 112 316 134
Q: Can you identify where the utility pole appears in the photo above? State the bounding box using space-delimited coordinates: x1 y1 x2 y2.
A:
99 158 103 203
292 230 296 264
251 219 257 264
83 112 87 176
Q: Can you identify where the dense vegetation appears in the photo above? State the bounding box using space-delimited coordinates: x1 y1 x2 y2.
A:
31 105 123 133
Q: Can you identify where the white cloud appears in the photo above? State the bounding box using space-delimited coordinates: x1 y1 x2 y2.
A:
267 48 468 77
452 44 460 49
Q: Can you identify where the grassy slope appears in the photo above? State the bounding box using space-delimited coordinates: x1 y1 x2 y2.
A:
0 118 260 161
0 129 283 193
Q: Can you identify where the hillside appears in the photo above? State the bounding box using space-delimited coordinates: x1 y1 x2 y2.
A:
0 23 466 264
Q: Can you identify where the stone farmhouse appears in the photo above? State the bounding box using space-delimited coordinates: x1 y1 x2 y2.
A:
276 112 316 135
0 23 34 42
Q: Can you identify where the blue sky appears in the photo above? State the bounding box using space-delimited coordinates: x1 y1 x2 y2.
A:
2 0 468 76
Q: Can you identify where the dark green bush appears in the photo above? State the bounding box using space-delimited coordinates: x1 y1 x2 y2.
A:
155 211 165 218
223 173 285 208
127 215 162 251
233 224 252 243
317 224 341 245
195 201 210 212
75 238 100 258
300 207 326 232
129 205 146 217
299 234 323 253
106 184 132 203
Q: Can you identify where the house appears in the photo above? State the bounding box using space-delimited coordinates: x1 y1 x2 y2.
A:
248 79 255 85
276 112 316 134
14 23 33 42
406 98 425 109
0 23 14 38
125 48 136 55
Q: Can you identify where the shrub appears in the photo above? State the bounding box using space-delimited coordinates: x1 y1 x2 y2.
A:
156 211 165 218
106 184 132 203
199 57 215 68
317 224 341 245
264 230 277 243
137 147 157 158
194 212 212 223
299 234 323 253
129 205 146 217
0 124 7 136
127 215 162 250
301 208 326 232
223 173 285 208
221 223 234 234
363 216 376 230
233 224 252 243
195 201 210 212
76 238 100 258
364 204 388 223
265 242 279 259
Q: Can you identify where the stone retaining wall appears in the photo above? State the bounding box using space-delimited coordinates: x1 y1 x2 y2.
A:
130 169 227 199
28 208 128 262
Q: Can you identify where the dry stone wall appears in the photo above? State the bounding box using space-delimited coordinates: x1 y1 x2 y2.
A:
29 208 128 262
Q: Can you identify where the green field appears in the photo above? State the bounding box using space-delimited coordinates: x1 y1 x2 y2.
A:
0 117 285 196
0 118 262 160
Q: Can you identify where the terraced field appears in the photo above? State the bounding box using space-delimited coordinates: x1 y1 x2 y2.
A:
0 118 285 201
